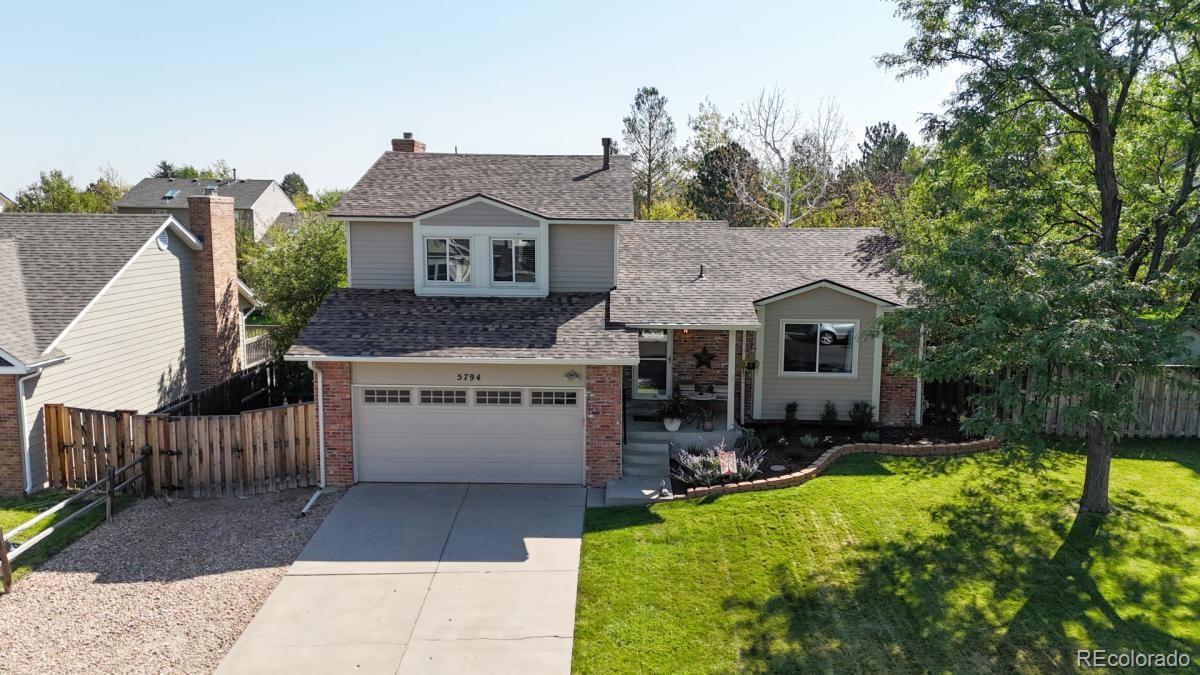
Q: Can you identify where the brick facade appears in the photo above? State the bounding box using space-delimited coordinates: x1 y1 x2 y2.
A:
670 329 754 424
585 365 622 487
187 195 242 390
0 375 24 496
316 362 354 487
878 344 918 427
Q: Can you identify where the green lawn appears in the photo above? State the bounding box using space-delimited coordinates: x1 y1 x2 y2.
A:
0 491 129 584
574 440 1199 673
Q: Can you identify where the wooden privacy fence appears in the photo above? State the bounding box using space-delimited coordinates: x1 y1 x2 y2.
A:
924 367 1200 438
44 402 319 498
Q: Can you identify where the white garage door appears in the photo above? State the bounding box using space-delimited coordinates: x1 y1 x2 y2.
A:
353 385 586 484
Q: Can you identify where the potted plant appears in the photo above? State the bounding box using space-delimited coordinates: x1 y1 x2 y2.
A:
657 394 689 432
698 405 716 432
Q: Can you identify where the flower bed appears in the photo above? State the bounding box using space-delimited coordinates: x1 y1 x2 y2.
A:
676 437 998 499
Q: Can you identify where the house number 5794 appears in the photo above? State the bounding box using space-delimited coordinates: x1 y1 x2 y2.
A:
457 373 482 382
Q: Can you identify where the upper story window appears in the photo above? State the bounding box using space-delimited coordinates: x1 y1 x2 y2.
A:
492 238 536 284
780 321 858 377
426 237 472 283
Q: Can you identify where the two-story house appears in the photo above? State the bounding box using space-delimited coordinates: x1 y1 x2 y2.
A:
117 177 297 240
286 133 918 498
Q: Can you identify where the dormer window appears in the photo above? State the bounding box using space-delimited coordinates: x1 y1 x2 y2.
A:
491 238 536 284
426 237 471 283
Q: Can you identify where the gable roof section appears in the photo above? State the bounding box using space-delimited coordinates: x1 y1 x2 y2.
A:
610 221 902 327
116 177 285 210
329 152 634 221
0 213 198 366
755 279 900 307
286 289 638 363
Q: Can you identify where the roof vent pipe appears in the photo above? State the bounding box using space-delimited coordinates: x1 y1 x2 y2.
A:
601 137 612 169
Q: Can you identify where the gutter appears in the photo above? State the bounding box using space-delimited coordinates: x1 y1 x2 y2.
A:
306 361 326 488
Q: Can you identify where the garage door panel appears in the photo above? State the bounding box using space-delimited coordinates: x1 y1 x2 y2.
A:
353 383 585 484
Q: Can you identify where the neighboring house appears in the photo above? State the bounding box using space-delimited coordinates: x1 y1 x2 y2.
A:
285 133 918 496
116 177 297 241
0 198 262 496
0 191 13 212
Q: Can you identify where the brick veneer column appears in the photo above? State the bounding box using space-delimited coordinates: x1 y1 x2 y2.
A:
316 362 354 487
585 365 622 487
0 375 24 496
879 344 918 426
187 194 241 389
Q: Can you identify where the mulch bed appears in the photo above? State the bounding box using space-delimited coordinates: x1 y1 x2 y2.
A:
670 423 969 493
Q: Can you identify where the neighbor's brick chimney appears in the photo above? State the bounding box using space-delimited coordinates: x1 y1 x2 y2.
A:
391 131 426 153
188 191 242 389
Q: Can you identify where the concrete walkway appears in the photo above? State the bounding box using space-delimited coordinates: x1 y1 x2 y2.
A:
217 483 586 674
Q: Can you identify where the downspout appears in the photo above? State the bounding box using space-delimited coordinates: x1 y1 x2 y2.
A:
17 370 41 494
307 361 326 488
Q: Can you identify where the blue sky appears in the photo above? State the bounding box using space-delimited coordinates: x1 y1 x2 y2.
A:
0 0 960 197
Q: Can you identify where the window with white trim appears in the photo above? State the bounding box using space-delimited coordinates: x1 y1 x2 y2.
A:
420 389 468 404
530 391 578 406
781 322 857 375
491 238 536 284
364 388 409 404
475 390 523 405
425 238 471 282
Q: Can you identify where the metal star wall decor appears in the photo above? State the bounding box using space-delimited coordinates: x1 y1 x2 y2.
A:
693 345 716 369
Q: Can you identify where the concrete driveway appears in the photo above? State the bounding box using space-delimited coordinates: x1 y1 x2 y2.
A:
217 483 585 674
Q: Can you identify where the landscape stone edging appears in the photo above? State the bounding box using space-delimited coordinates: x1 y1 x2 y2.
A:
677 437 999 500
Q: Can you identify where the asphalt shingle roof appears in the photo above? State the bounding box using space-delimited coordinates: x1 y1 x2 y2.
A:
287 289 638 362
329 153 634 220
0 213 172 364
116 177 278 210
610 221 902 327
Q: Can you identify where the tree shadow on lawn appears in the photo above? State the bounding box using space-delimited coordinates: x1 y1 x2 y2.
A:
723 461 1199 674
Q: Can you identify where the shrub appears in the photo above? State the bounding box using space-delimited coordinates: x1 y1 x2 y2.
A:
861 430 881 443
799 434 819 448
784 402 799 430
733 428 763 454
820 401 839 431
849 401 875 433
656 394 690 420
670 438 766 487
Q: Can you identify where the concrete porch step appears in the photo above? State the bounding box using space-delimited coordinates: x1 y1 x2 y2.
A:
627 426 741 446
604 476 674 506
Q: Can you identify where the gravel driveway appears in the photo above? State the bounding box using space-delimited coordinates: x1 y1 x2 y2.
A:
0 489 340 674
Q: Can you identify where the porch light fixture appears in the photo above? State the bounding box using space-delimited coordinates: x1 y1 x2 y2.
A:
564 370 580 382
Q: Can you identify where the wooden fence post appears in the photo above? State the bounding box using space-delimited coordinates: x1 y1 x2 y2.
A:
44 404 62 489
105 465 115 521
0 528 11 593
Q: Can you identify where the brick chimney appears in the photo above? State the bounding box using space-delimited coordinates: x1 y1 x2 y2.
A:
391 132 426 153
187 193 242 389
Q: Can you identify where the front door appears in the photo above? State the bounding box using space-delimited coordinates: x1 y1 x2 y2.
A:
633 329 671 399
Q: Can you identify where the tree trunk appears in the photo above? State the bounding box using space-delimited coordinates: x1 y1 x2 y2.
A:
1079 418 1113 513
1087 100 1122 253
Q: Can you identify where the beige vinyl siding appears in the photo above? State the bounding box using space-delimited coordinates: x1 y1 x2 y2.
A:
549 223 615 291
348 221 413 289
21 230 199 488
422 201 539 228
117 205 189 227
249 182 297 239
758 287 879 420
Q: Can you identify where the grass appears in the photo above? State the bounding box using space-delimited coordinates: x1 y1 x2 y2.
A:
573 439 1200 673
0 491 132 585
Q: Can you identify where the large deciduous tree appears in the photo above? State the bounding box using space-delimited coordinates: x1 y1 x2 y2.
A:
881 0 1200 513
14 167 127 213
730 88 848 227
241 214 347 360
622 86 677 216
